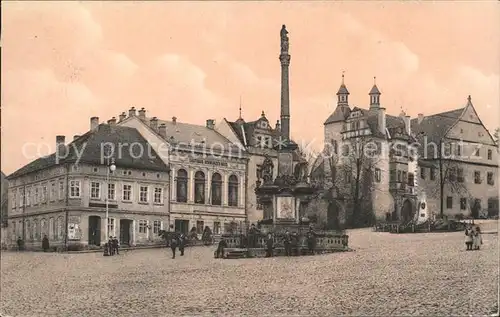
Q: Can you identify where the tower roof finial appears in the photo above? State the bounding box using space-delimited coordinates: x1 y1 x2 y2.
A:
342 71 345 85
467 95 472 103
374 76 377 85
239 95 242 119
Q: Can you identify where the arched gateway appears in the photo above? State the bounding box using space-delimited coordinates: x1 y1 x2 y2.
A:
401 199 414 223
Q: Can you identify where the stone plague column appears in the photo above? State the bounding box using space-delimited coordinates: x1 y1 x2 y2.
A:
279 24 291 141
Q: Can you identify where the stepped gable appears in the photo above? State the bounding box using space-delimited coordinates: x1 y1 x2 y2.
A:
8 125 168 179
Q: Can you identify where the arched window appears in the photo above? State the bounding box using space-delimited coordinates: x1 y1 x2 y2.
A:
40 218 47 238
56 217 63 240
176 169 188 203
49 218 54 240
194 171 205 204
33 219 38 241
26 220 31 240
211 173 222 205
228 175 239 207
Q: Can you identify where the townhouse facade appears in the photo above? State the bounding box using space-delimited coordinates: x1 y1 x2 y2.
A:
6 119 170 248
412 96 499 219
118 107 248 235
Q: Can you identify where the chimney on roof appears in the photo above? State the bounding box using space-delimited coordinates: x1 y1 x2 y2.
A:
129 107 136 117
90 117 99 132
119 112 126 122
206 119 215 129
56 135 66 162
158 123 167 138
172 116 177 124
73 135 80 141
107 117 117 126
150 117 158 131
378 108 386 136
417 113 424 125
138 107 146 120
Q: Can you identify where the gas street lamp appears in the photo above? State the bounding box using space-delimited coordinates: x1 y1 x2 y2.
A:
105 158 116 241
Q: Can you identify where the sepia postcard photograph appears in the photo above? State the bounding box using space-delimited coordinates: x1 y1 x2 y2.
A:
1 1 499 316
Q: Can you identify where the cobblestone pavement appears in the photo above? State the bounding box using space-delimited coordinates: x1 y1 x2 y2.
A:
1 229 498 316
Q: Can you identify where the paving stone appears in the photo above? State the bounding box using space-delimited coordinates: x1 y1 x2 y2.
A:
0 229 497 316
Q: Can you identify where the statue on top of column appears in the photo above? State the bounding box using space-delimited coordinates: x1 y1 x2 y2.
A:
280 24 289 54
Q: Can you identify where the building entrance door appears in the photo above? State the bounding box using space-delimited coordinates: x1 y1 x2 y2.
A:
175 219 189 234
120 219 132 246
401 200 414 223
88 216 101 246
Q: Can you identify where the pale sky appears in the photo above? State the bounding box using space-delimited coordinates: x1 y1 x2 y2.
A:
2 1 499 174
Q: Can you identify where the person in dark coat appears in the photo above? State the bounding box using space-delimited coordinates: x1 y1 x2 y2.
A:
291 232 299 256
178 234 186 256
112 237 119 255
42 234 50 252
170 232 179 259
307 227 316 255
265 233 274 257
108 236 114 255
283 231 292 256
216 238 228 258
16 236 24 251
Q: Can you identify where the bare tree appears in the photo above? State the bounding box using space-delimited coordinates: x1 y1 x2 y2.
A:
426 141 469 218
337 137 380 227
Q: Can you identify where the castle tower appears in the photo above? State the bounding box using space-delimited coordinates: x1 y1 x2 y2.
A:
279 24 291 141
337 73 350 107
369 76 381 109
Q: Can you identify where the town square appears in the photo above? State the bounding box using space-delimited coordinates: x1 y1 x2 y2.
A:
1 1 499 316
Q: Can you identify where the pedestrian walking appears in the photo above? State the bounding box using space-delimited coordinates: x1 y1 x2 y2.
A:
42 234 50 252
170 233 178 259
473 226 483 250
283 231 291 256
216 238 228 258
108 236 114 255
265 233 274 258
307 227 316 255
465 227 473 251
112 237 119 255
179 234 186 256
16 236 24 251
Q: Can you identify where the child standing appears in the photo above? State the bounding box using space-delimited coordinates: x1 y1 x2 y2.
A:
465 227 473 251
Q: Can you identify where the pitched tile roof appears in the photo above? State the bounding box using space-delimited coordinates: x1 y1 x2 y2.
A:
324 106 351 125
151 117 234 148
336 84 350 95
410 107 464 158
369 85 381 95
7 125 169 179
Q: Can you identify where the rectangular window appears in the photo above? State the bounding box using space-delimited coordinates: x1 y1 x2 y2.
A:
50 182 56 201
397 170 402 182
58 181 64 200
390 169 396 182
446 196 453 209
34 187 39 204
408 173 415 187
223 222 231 233
139 186 149 203
107 218 115 237
420 168 426 179
122 184 132 201
19 190 24 207
448 168 456 182
196 221 204 234
487 172 494 185
455 144 462 157
42 185 47 203
153 220 161 234
26 188 31 206
374 168 381 183
457 168 464 183
154 187 163 204
12 191 17 209
69 180 81 198
474 171 481 184
108 183 116 200
402 171 407 184
488 149 492 160
90 182 101 199
460 198 467 210
473 147 480 157
213 221 221 235
138 220 147 234
430 168 436 181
